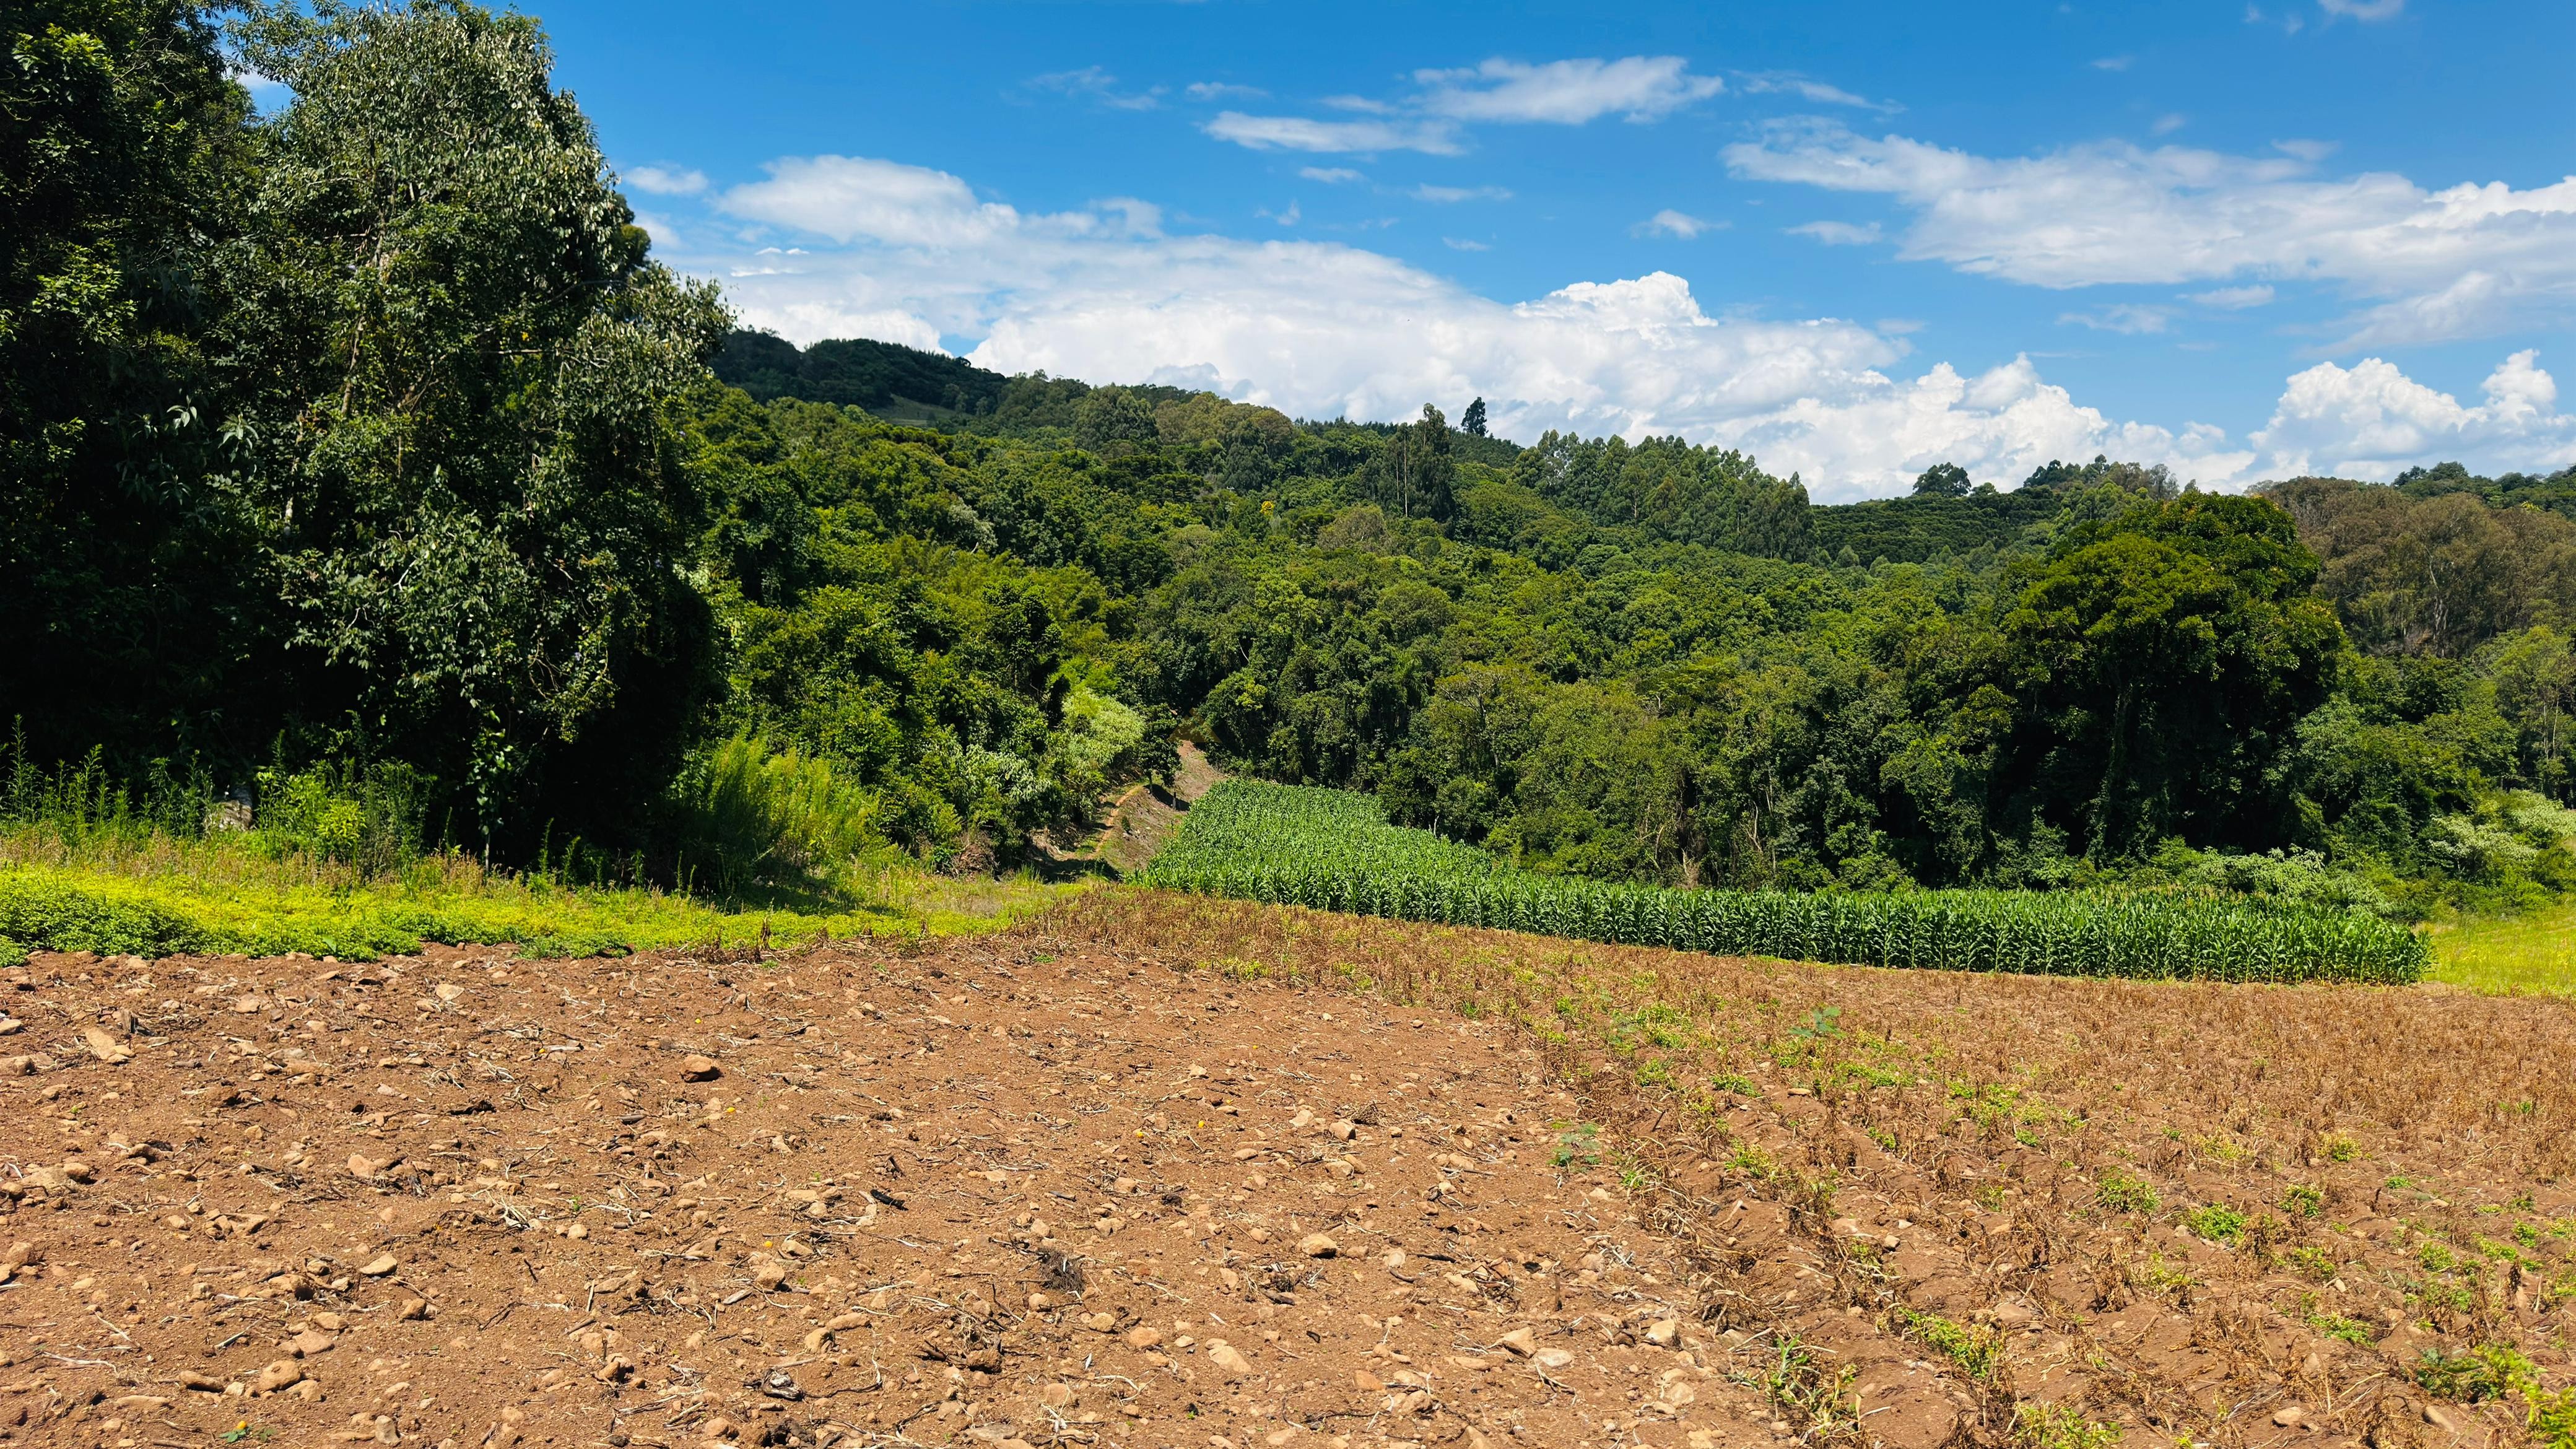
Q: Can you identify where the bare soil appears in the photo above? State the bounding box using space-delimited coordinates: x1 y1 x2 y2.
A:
1 887 2570 1449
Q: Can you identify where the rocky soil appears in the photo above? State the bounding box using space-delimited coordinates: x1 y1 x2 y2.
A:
2 889 2572 1449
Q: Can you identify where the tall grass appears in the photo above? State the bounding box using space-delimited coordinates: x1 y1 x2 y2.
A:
0 731 1076 963
1140 781 2430 985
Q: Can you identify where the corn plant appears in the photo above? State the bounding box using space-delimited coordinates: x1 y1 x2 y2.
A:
1140 781 2429 985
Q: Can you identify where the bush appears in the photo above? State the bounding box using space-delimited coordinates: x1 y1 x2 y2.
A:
675 736 884 895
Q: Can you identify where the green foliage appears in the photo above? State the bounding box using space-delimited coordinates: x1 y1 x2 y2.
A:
2181 1203 2250 1244
9 6 2576 949
2094 1168 2160 1214
1144 781 2429 982
1896 1307 2004 1380
2282 1183 2326 1219
673 736 884 895
2416 1345 2538 1404
2009 1403 2121 1449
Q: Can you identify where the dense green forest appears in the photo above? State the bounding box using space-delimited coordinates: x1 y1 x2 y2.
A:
11 0 2576 922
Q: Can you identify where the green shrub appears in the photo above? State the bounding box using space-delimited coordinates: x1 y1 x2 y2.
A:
676 736 884 894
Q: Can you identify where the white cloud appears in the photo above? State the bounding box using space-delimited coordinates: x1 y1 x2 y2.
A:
1735 72 1896 112
2059 303 2174 334
2318 0 2404 19
1031 66 1162 111
2190 284 2275 308
1205 55 1722 158
2252 350 2576 477
1412 56 1722 124
625 165 708 196
1443 237 1491 251
678 152 2576 499
1725 119 2576 348
1298 167 1364 184
1186 80 1266 102
1634 209 1717 239
1411 184 1513 204
1788 220 1883 246
2151 113 2187 137
2092 55 2134 71
1203 111 1461 155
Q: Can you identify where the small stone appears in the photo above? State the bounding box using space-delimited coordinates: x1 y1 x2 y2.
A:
1354 1369 1386 1391
358 1254 399 1277
396 1298 429 1321
1300 1233 1339 1258
1207 1340 1253 1377
1039 1383 1076 1408
2272 1406 2307 1428
1125 1326 1162 1349
681 1054 721 1081
1082 1312 1116 1331
288 1327 337 1357
1497 1328 1538 1357
702 1416 737 1441
433 983 465 1003
754 1263 790 1290
82 1026 130 1063
253 1359 303 1394
2424 1405 2460 1434
1534 1348 1575 1370
179 1370 224 1392
1645 1318 1681 1347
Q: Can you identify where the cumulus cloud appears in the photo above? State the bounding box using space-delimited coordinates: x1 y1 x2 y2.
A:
1635 209 1717 239
624 165 708 196
2252 350 2576 477
1412 56 1722 123
1203 111 1461 155
1725 119 2576 348
671 151 2572 499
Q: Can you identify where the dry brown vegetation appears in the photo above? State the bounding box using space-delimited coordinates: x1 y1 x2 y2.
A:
0 887 2570 1449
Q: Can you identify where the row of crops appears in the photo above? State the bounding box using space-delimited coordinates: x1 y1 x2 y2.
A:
1139 781 2430 984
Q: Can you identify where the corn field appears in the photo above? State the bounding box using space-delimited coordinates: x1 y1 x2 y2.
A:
1139 781 2429 985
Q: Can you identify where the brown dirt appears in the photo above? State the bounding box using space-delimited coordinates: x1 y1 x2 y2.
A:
1071 744 1226 877
1 887 2570 1449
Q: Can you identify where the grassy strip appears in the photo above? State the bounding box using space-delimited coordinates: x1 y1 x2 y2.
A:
1142 781 2429 984
0 846 1077 965
2426 903 2576 996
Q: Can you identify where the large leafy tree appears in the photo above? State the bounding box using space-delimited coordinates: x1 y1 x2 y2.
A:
0 1 255 764
2002 493 2343 859
217 0 728 844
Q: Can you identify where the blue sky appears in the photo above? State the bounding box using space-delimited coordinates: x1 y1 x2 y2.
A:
528 0 2575 498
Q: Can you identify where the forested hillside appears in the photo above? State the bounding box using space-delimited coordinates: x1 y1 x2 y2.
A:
9 0 2575 925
